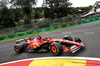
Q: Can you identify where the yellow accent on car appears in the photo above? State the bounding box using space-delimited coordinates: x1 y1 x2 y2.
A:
49 41 51 43
36 44 40 47
33 45 37 49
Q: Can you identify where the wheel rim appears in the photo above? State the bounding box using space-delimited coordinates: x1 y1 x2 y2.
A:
51 46 57 53
15 46 19 52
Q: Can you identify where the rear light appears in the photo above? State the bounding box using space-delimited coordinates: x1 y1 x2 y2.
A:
16 41 20 44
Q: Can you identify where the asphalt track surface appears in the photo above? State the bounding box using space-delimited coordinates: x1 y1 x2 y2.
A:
0 21 100 63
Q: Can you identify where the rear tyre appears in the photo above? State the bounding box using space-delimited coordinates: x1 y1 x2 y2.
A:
50 42 62 56
14 44 24 53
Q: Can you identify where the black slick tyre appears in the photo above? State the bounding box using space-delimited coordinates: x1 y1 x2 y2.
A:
50 42 62 56
14 44 24 53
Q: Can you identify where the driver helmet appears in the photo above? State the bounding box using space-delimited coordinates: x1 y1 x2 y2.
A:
36 35 42 39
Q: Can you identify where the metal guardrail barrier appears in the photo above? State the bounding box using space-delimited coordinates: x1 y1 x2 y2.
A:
0 13 100 41
0 16 79 37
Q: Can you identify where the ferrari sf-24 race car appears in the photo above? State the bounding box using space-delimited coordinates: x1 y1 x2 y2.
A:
14 35 84 55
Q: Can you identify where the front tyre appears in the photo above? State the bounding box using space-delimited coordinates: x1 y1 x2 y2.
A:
14 44 24 53
50 42 62 56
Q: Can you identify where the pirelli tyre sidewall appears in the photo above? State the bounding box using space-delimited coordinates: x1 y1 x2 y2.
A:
14 44 24 53
50 42 62 56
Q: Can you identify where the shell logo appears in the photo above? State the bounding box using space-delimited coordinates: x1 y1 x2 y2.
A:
33 45 37 49
49 41 51 43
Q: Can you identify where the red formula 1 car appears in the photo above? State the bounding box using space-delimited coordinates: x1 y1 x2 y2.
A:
14 35 84 55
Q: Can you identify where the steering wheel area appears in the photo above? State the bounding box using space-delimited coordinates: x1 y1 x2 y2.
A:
43 37 51 41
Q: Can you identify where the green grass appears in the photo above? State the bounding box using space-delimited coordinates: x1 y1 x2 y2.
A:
0 22 88 43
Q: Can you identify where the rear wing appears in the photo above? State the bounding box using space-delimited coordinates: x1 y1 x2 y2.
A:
16 37 31 44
